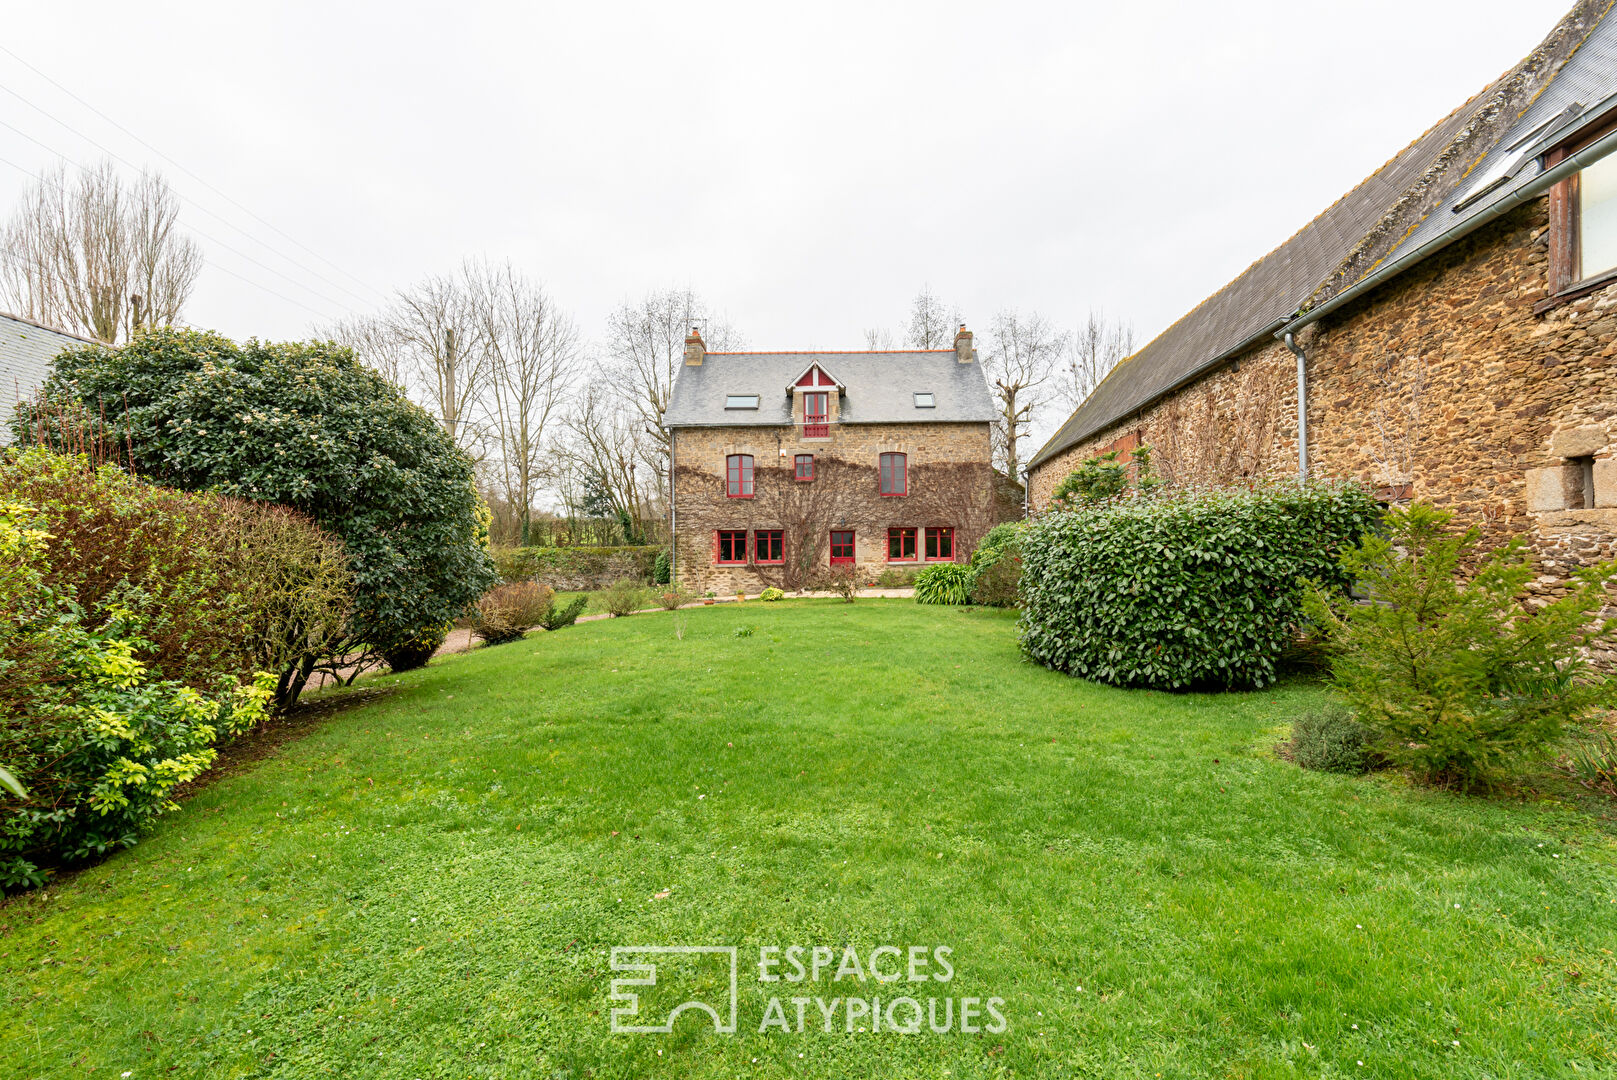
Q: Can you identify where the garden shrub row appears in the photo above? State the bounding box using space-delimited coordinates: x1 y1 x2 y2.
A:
1019 482 1380 690
492 545 662 590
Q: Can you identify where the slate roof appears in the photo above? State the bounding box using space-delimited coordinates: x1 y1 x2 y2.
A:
0 311 95 447
1028 0 1617 472
663 350 996 427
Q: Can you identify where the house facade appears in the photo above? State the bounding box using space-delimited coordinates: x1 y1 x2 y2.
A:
1026 0 1617 608
663 327 1004 594
0 311 95 447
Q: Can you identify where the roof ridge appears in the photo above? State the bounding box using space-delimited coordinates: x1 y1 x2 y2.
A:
706 349 954 355
0 309 100 344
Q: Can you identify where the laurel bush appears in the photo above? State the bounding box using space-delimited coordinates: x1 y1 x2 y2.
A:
1020 482 1379 689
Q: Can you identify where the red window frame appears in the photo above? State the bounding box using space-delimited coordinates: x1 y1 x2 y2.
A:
726 454 754 498
829 530 855 565
794 453 815 481
924 526 954 561
879 452 907 496
803 392 828 423
716 529 748 565
754 529 784 564
887 526 916 561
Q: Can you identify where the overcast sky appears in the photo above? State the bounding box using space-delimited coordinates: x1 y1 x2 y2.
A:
0 0 1575 439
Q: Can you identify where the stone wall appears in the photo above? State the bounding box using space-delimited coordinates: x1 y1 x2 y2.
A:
671 421 1000 594
1026 196 1617 612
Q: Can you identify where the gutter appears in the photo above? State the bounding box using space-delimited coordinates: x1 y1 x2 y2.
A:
1278 123 1617 337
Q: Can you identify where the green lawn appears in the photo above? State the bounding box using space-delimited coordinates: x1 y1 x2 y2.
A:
3 600 1615 1079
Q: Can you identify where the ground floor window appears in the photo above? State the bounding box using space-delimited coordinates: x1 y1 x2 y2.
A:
829 530 855 564
925 526 954 561
755 529 784 563
887 526 916 561
717 529 748 564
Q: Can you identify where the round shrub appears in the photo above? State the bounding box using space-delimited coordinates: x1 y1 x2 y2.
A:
1289 708 1379 774
382 625 449 672
1020 482 1379 689
914 562 973 605
470 582 556 645
601 578 647 617
760 587 785 602
19 327 497 664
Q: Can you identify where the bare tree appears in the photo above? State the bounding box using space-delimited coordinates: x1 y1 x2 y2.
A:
862 327 895 350
1060 310 1135 412
321 314 408 387
1 160 202 343
906 285 961 349
606 287 738 472
384 269 487 452
562 384 656 535
467 259 580 545
982 309 1067 480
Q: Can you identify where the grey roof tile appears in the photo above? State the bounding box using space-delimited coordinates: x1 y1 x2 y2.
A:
0 311 95 447
664 350 995 427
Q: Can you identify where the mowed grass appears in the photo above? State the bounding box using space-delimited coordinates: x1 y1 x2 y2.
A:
3 601 1616 1079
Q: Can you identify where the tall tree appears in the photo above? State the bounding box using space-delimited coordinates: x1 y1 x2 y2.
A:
467 259 580 545
562 384 655 538
322 314 407 388
1061 311 1135 412
384 269 487 453
605 287 738 471
982 309 1067 480
862 327 895 350
1 160 201 343
906 286 962 349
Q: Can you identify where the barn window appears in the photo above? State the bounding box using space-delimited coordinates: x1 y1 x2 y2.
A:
726 454 753 498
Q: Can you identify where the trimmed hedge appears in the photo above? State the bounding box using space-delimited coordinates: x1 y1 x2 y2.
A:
492 545 660 590
1019 483 1379 689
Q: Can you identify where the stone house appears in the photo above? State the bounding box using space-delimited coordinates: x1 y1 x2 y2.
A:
0 311 94 447
662 327 1003 594
1026 0 1617 597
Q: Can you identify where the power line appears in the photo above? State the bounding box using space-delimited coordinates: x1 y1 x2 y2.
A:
0 42 390 305
0 86 380 311
0 151 346 323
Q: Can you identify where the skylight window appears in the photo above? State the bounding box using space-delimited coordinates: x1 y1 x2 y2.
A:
914 392 935 408
725 394 760 410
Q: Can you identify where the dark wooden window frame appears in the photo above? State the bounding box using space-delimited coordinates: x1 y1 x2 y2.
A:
1541 116 1617 311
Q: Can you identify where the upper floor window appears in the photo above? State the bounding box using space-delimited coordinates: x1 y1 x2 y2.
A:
879 452 907 496
1580 150 1617 282
795 453 815 481
803 392 829 420
725 394 760 410
726 454 754 498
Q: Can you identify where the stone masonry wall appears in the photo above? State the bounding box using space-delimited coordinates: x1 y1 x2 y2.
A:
671 421 999 594
1027 198 1617 616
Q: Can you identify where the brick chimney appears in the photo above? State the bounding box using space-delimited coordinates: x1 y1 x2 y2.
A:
684 327 706 366
954 324 975 363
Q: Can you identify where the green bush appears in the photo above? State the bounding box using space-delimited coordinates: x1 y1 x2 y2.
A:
653 548 671 585
20 327 497 671
1303 502 1617 789
1050 444 1160 507
968 522 1026 608
1021 482 1379 689
1289 708 1379 774
0 449 353 708
655 586 693 611
875 567 918 588
382 626 448 672
601 579 647 617
1569 729 1617 791
915 562 974 605
760 587 785 602
470 582 556 645
537 595 589 631
0 499 274 885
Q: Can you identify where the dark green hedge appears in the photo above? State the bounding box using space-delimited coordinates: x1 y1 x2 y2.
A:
493 545 661 587
1019 483 1379 690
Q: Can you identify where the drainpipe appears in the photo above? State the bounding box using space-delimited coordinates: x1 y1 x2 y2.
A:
666 426 676 586
1284 332 1308 483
